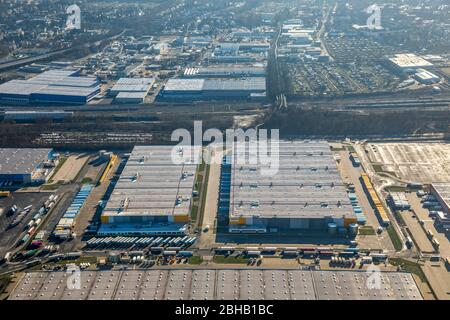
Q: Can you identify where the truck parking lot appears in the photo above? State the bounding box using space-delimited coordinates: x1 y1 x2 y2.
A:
0 192 51 259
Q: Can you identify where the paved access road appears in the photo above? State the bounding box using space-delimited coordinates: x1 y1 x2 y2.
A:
197 147 223 250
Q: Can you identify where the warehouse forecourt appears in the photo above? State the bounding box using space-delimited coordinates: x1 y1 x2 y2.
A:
222 140 357 234
97 146 201 236
9 269 422 300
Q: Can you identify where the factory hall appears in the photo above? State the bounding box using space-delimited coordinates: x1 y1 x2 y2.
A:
98 146 201 236
221 140 357 234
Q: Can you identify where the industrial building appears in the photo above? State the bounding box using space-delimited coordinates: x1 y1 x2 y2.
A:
97 146 200 236
430 183 450 214
222 140 357 234
430 183 450 228
115 92 148 104
1 111 73 122
0 69 100 105
183 66 265 78
109 78 155 96
110 77 155 103
159 77 266 101
0 148 54 184
387 53 433 73
9 269 422 300
414 69 440 84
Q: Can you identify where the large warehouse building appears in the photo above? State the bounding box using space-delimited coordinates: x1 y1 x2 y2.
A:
98 146 200 236
9 269 422 300
430 183 450 228
0 69 100 105
159 77 266 101
0 148 54 185
183 66 266 78
387 53 434 73
222 140 357 234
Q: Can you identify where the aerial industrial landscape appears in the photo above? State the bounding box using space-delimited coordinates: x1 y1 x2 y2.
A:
0 0 449 306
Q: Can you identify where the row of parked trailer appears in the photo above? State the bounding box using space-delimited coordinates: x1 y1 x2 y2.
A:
22 198 58 243
360 173 390 226
53 184 93 240
85 236 197 249
348 192 367 225
214 246 384 261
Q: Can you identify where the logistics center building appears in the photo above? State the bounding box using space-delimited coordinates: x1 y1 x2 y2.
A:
0 148 54 184
9 269 422 300
223 140 357 233
0 69 100 105
430 183 450 228
159 77 266 101
98 146 200 236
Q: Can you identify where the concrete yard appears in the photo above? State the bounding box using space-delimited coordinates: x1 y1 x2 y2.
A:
197 147 222 250
405 192 450 300
400 208 435 253
366 142 450 183
9 269 423 300
336 148 394 252
407 193 450 258
51 155 90 183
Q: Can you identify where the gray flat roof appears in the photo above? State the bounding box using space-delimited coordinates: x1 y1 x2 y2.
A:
0 148 51 175
0 70 98 98
9 269 422 300
110 84 150 93
432 183 450 205
116 78 155 85
203 77 266 91
164 79 205 92
184 66 265 77
163 78 266 92
102 146 200 218
229 141 354 219
116 91 147 99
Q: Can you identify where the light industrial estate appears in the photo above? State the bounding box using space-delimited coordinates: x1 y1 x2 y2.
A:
98 146 200 236
9 269 422 300
224 141 357 234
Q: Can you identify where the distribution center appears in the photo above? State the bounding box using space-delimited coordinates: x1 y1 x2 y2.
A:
0 69 100 105
222 140 357 234
97 146 200 236
0 148 54 184
9 269 422 300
